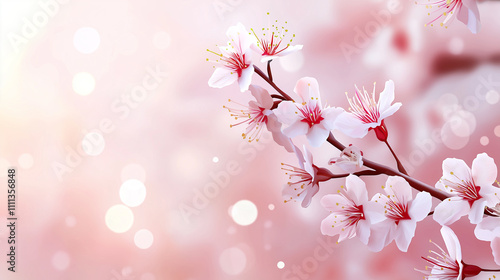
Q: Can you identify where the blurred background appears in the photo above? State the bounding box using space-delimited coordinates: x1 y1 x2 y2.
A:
1 0 500 279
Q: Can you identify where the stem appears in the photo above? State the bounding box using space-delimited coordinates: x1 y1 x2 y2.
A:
326 133 449 201
427 211 434 216
267 60 273 82
384 140 408 175
480 269 500 272
327 170 380 179
271 94 285 100
254 65 294 101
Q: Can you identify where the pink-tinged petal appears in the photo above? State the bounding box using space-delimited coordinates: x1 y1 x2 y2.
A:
367 220 395 252
301 183 319 208
226 22 254 53
306 124 329 147
294 77 320 104
320 107 344 131
321 213 343 237
334 160 357 174
249 85 273 109
441 226 462 262
338 225 357 243
335 112 371 138
472 153 497 187
461 0 481 34
475 217 500 241
363 201 386 224
238 66 254 92
320 194 349 210
441 158 471 184
394 220 417 252
469 199 487 224
260 45 303 62
267 115 294 153
274 101 301 125
384 176 413 202
208 67 238 88
357 220 371 245
345 175 368 205
377 80 395 113
492 238 500 266
292 144 305 169
378 102 402 123
433 198 470 226
408 191 432 222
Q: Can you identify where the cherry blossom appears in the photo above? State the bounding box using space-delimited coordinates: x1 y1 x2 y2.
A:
369 176 432 252
328 144 363 173
335 80 401 141
433 153 498 226
223 85 294 152
474 195 500 266
282 145 332 207
422 0 481 34
250 15 303 62
320 175 385 244
208 23 256 92
274 77 343 147
419 226 481 280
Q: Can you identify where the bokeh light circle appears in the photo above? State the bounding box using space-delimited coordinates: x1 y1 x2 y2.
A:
72 72 95 96
73 27 101 54
480 136 489 146
52 251 70 271
230 200 258 226
134 229 154 249
495 125 500 137
105 204 134 233
120 179 147 207
277 261 285 269
82 132 105 156
486 90 500 105
219 247 247 275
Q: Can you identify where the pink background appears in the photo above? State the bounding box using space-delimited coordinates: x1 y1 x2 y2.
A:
1 0 500 279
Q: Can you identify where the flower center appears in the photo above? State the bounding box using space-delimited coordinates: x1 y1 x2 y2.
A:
224 100 268 142
384 195 410 224
340 203 365 227
281 163 314 203
443 172 482 206
347 84 380 124
420 239 461 279
250 16 297 57
298 103 324 128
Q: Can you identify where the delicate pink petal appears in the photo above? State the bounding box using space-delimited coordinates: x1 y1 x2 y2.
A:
249 85 273 109
301 183 319 208
475 217 500 241
357 220 371 245
321 213 343 237
363 201 386 224
378 103 402 122
441 158 471 185
260 45 303 62
394 220 417 252
345 175 368 205
226 22 254 53
469 199 487 224
384 176 413 202
208 67 238 88
320 194 349 210
267 115 294 153
492 237 500 266
367 220 394 252
408 191 432 222
238 66 254 92
335 112 371 138
283 120 310 138
294 77 320 104
433 198 470 225
472 153 497 187
461 0 481 34
441 226 462 262
321 107 344 131
306 124 329 147
377 80 395 113
274 101 301 125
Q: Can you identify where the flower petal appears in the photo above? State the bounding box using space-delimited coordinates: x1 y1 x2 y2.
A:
267 116 295 153
274 101 301 125
283 121 309 138
384 176 413 202
469 199 487 224
408 191 432 222
441 226 462 262
472 153 497 188
363 201 386 224
306 124 329 147
345 175 368 205
294 77 320 105
335 112 371 138
394 220 417 252
441 158 471 186
226 22 255 53
301 183 319 208
475 217 500 241
238 66 254 92
377 80 395 113
208 67 238 89
321 213 343 237
357 219 371 245
320 107 344 131
249 85 273 109
433 198 469 226
379 103 402 122
367 220 395 252
321 194 349 211
461 0 481 34
492 237 500 266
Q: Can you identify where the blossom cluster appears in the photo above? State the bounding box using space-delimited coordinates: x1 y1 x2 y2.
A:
207 5 498 278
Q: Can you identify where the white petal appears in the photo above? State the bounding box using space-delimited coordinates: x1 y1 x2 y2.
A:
267 116 294 153
472 153 497 187
433 198 470 226
208 67 238 88
384 176 413 202
301 183 319 208
441 226 462 262
321 107 344 131
492 238 500 266
249 85 273 109
274 101 301 125
335 112 371 138
461 0 481 34
377 80 395 112
306 124 329 147
394 220 417 252
321 194 349 211
226 22 255 53
367 220 395 252
441 158 471 184
321 213 343 237
474 217 500 241
238 66 254 92
345 175 368 205
469 199 487 224
363 201 386 224
357 220 371 245
408 191 432 222
294 77 320 104
379 103 402 121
